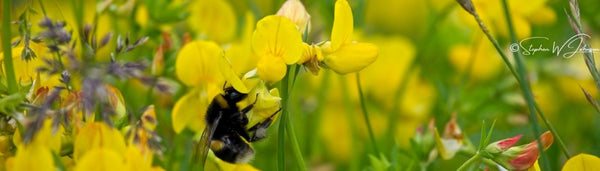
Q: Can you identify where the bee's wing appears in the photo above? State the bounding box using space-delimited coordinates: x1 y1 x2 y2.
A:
197 112 222 166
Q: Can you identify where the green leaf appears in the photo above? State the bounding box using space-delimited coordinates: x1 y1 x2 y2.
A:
369 153 391 171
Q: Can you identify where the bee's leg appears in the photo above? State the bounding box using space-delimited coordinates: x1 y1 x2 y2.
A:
249 108 282 142
240 93 260 114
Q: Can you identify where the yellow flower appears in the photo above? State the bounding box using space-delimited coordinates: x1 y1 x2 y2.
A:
226 12 259 75
188 0 237 43
173 40 248 133
5 144 54 171
123 146 163 171
12 119 64 153
74 122 127 160
448 41 504 80
0 40 60 87
252 15 303 82
175 40 247 92
562 154 600 171
75 148 125 171
5 120 59 171
175 41 224 87
321 0 378 74
455 0 556 39
172 87 220 133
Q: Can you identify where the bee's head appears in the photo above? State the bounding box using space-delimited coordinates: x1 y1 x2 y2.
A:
223 87 247 103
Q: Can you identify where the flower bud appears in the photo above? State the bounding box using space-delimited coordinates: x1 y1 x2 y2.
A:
485 134 522 154
276 0 311 34
434 114 465 160
495 131 553 170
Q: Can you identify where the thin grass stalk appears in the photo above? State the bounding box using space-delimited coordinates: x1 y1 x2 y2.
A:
499 0 551 169
455 0 571 161
565 0 600 109
2 0 18 94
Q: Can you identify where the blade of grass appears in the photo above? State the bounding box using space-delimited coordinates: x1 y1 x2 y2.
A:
482 119 496 147
2 0 18 94
580 86 600 113
356 72 380 154
478 120 487 151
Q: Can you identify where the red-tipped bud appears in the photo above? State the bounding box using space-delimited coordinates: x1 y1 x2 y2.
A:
485 134 523 154
497 131 554 170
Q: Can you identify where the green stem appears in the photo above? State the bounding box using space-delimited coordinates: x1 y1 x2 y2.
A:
2 0 18 94
356 72 379 154
500 0 550 170
277 71 288 171
278 65 307 171
457 152 481 171
458 149 499 169
286 112 307 171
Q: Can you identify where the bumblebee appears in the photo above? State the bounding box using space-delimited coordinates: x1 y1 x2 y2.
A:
197 85 281 165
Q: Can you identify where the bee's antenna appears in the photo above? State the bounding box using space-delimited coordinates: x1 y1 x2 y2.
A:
222 81 228 90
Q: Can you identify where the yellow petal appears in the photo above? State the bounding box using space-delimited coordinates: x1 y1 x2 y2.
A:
176 40 224 87
246 81 281 127
226 12 258 75
219 55 249 93
323 42 378 74
562 154 600 171
252 15 303 64
141 105 157 131
172 90 205 134
74 122 127 161
527 6 556 25
106 84 127 119
8 145 54 171
75 148 125 171
13 119 63 153
331 0 353 51
528 160 541 171
124 146 153 171
171 85 220 133
257 55 287 82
